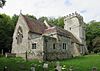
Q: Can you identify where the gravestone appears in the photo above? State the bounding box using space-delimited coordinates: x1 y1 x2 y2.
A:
1 49 3 55
69 66 73 71
92 67 97 71
3 66 8 71
55 61 62 71
43 63 48 71
62 65 66 70
30 65 35 71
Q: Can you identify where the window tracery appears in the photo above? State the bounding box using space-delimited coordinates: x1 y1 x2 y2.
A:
16 27 23 44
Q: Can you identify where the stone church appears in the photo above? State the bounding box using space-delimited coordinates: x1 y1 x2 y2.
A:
12 12 88 61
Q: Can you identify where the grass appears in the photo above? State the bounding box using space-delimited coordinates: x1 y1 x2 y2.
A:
0 54 100 71
60 54 100 71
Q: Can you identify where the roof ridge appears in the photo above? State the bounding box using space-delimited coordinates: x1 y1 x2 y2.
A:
21 14 47 34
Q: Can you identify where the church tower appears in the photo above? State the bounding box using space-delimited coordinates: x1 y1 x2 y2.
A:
64 12 88 54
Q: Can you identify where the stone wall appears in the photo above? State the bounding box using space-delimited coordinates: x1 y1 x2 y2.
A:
28 35 44 60
64 12 88 54
12 14 29 54
43 34 72 61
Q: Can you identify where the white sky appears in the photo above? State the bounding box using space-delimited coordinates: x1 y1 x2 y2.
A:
0 0 100 23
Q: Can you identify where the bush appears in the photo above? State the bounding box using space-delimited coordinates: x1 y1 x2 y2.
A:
0 54 4 57
93 48 100 53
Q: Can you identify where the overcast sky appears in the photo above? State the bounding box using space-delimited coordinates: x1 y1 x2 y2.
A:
0 0 100 22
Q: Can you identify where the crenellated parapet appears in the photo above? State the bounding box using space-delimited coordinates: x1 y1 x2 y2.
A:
64 11 83 20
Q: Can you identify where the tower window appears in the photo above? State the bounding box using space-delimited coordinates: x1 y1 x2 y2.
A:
32 43 36 49
69 27 71 30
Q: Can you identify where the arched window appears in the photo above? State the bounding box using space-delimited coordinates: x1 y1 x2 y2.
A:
16 26 23 44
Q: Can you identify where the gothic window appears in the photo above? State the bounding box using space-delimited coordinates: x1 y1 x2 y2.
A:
16 27 23 44
63 43 66 49
32 43 36 49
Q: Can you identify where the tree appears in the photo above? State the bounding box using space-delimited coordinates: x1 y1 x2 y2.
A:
57 17 64 28
12 14 19 24
47 17 64 28
26 14 37 20
0 0 6 8
0 14 13 54
38 16 48 22
86 21 100 52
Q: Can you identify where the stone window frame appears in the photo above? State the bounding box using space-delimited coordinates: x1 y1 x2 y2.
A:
32 43 36 49
53 43 56 49
16 26 23 44
63 43 66 49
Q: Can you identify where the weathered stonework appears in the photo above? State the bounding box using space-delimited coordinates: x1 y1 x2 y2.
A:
64 12 88 54
12 12 88 61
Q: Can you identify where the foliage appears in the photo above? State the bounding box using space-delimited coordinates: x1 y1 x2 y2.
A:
0 55 100 71
0 14 13 54
93 48 100 53
11 14 19 27
38 16 48 22
0 0 6 8
26 14 37 20
86 21 100 52
48 17 64 28
38 17 64 28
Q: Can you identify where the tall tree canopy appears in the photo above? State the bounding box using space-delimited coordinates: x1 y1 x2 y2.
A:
86 21 100 52
38 17 64 28
0 0 6 8
0 14 13 54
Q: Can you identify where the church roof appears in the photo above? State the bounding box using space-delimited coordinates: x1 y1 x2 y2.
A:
44 26 81 44
21 14 80 44
22 14 47 34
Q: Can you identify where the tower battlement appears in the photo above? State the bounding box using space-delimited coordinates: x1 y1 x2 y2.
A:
64 12 83 20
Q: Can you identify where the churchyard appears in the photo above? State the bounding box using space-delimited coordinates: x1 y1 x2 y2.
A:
0 54 100 71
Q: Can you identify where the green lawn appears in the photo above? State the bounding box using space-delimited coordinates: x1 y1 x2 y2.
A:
0 54 100 71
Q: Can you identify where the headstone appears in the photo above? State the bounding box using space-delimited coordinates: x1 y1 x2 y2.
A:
92 67 97 71
55 61 62 71
3 66 7 71
5 53 7 58
30 65 35 71
56 65 62 71
62 65 66 70
69 68 73 71
1 49 3 55
43 63 48 71
69 66 73 71
43 63 48 68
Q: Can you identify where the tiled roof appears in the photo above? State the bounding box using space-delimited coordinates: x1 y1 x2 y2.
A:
44 26 81 44
21 14 80 44
22 15 47 34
